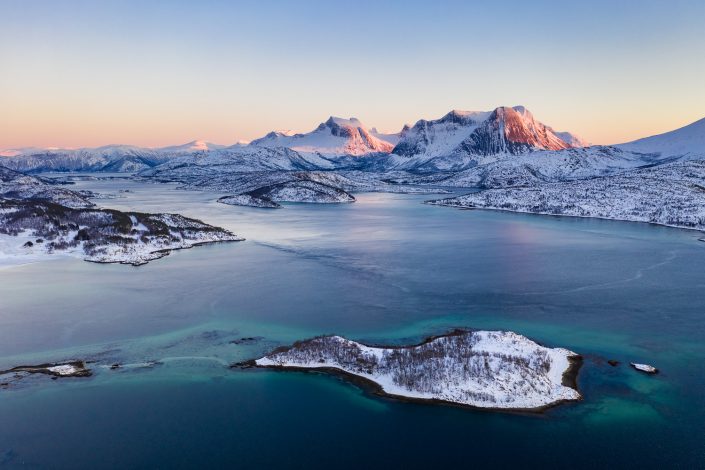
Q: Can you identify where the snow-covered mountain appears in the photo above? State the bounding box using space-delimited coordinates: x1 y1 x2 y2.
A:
156 140 226 154
424 115 705 231
0 141 226 173
388 106 587 171
3 108 702 180
0 147 47 158
139 146 333 183
250 116 395 157
618 116 705 160
0 146 164 173
0 164 94 208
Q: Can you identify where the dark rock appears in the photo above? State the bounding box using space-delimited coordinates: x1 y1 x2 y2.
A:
230 336 263 345
230 360 257 369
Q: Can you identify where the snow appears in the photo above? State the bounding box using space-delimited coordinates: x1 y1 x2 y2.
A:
129 215 149 232
631 363 658 374
369 127 402 146
0 230 72 269
618 117 705 159
255 330 581 410
46 364 81 376
554 131 591 148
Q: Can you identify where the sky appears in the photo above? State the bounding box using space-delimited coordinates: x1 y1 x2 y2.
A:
1 0 704 149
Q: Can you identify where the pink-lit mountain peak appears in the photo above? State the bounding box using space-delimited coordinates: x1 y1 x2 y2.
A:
251 115 394 156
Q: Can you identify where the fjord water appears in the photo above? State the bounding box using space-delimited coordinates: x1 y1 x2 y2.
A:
1 178 704 468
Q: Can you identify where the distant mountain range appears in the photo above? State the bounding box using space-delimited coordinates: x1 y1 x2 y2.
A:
1 106 703 174
2 105 704 231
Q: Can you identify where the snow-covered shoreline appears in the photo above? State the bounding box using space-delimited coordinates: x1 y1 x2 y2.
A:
427 161 705 233
0 201 244 267
428 199 705 234
251 330 582 411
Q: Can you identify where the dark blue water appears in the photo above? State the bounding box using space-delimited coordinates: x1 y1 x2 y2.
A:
1 181 704 468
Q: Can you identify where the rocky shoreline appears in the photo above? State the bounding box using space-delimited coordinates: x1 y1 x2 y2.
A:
0 361 92 387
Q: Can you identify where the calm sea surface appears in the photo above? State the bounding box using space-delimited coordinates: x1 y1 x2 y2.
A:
1 177 703 468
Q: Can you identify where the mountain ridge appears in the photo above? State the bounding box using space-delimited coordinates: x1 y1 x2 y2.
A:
2 108 703 174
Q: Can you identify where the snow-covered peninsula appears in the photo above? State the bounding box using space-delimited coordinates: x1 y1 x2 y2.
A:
252 330 582 411
0 200 243 266
0 164 243 266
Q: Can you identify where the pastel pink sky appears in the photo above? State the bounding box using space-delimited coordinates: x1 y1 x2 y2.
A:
1 1 704 149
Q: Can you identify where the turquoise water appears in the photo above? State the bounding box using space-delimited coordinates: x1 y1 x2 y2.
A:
1 180 704 468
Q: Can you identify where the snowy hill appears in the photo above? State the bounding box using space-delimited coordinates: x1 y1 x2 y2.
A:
618 116 705 160
250 116 395 157
0 164 94 208
157 140 226 154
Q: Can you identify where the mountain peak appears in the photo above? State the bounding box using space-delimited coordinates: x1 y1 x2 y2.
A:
439 109 491 124
476 106 571 154
251 115 393 156
324 116 363 128
393 105 576 161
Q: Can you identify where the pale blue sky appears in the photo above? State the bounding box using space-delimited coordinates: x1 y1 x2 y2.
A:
1 0 704 147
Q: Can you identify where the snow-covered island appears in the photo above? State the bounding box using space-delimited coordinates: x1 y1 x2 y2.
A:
630 363 658 374
250 330 582 411
215 172 356 208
